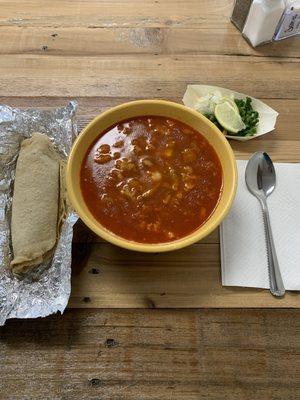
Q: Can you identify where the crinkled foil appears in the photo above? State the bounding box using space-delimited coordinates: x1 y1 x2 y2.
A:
0 101 78 325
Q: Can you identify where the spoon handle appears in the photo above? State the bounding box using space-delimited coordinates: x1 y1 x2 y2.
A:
260 197 285 297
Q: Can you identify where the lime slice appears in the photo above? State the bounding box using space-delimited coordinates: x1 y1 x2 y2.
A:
219 96 239 113
215 101 246 134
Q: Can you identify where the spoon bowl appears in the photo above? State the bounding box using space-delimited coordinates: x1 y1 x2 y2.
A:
245 152 276 198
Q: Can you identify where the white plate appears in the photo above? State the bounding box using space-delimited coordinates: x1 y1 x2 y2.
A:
182 84 278 141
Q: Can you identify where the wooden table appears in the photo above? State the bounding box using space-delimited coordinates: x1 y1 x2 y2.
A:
1 1 300 399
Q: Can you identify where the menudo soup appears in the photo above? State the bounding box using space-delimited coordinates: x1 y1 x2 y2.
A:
80 116 223 243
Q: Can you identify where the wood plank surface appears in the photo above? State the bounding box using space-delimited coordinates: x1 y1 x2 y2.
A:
1 26 300 58
69 237 300 309
1 309 300 400
1 95 299 308
0 1 247 29
70 207 300 309
1 0 299 61
0 54 299 98
1 0 300 398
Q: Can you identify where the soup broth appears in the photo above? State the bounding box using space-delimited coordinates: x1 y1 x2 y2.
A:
80 116 223 243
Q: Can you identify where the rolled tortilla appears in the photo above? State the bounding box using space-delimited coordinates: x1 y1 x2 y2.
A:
10 133 61 274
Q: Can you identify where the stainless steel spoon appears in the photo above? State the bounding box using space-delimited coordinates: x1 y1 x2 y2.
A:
245 152 285 297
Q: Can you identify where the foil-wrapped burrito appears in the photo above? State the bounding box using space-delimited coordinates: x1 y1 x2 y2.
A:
0 101 78 325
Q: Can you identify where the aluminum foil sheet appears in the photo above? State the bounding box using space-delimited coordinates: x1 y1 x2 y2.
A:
0 101 78 325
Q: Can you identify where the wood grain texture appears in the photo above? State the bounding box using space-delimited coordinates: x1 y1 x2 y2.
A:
0 0 240 29
1 309 300 400
69 235 300 309
0 54 298 98
1 26 300 57
1 0 300 398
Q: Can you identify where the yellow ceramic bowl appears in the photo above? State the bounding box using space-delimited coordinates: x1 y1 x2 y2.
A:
67 100 237 252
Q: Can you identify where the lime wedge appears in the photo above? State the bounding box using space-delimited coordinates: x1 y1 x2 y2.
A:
215 101 246 134
219 96 239 113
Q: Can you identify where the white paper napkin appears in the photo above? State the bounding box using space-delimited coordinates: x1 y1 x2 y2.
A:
220 160 300 291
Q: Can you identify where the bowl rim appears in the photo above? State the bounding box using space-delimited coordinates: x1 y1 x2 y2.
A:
67 99 237 252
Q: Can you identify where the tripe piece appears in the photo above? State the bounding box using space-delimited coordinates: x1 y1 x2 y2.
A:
10 132 61 274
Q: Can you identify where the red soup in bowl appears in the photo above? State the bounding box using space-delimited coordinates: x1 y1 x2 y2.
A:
80 115 223 244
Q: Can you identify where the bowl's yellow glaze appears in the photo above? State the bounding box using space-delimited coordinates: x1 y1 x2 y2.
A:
67 100 237 252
